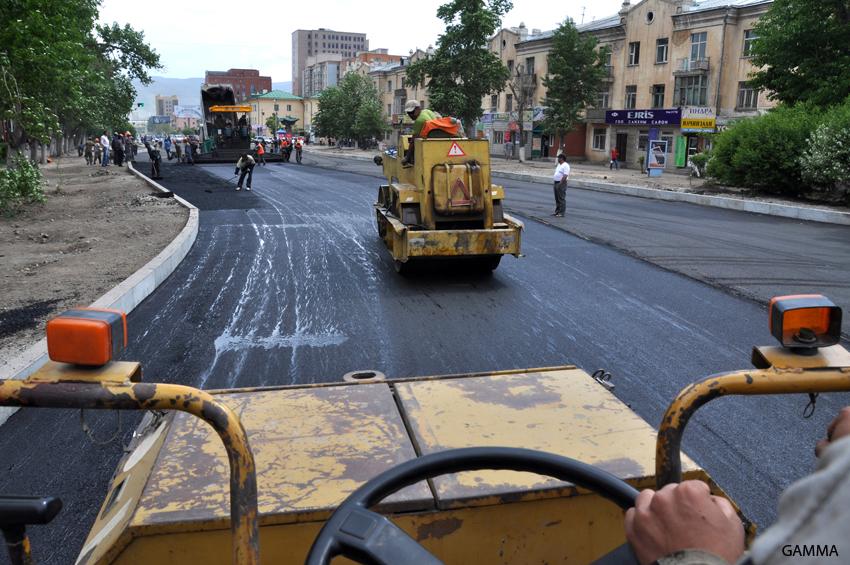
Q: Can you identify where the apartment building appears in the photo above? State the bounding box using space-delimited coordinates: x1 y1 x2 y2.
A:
483 0 773 165
368 49 432 141
292 29 369 96
302 54 344 98
155 95 179 117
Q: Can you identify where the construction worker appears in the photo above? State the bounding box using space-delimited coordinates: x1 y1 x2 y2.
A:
234 153 255 191
294 138 303 164
402 100 462 166
256 140 266 166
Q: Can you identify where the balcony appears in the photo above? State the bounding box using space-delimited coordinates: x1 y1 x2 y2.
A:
601 65 614 82
673 57 710 76
518 73 537 95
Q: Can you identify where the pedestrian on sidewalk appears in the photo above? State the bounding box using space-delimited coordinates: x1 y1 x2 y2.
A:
84 138 95 165
234 153 255 191
552 153 570 218
111 133 124 166
100 130 110 166
610 147 620 170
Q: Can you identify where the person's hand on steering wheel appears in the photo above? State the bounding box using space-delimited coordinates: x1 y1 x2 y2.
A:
624 481 745 565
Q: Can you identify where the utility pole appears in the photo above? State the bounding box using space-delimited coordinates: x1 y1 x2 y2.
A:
581 6 586 24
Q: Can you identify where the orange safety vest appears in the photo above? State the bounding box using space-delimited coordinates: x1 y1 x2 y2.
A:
257 143 265 155
420 117 463 138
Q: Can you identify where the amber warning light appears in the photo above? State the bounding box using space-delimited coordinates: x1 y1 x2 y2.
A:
769 295 842 353
46 308 128 366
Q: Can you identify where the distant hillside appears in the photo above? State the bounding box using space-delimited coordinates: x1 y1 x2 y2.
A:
131 78 295 116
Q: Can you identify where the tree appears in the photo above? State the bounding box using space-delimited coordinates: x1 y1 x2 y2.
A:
313 73 385 145
0 0 160 164
749 0 850 108
406 0 512 136
265 115 279 134
541 19 609 142
505 63 536 161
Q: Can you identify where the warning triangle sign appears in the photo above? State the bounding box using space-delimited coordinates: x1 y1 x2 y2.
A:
447 142 466 157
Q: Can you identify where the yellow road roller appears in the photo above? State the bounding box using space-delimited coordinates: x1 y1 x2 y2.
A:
0 295 848 564
373 136 523 274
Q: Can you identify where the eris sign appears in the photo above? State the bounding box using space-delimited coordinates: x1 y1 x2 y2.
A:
605 109 681 126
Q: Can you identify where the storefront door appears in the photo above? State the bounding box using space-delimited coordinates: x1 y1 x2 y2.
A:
616 133 628 162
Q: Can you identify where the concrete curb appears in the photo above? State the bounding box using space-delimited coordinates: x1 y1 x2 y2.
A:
0 163 199 427
492 171 850 226
307 149 850 226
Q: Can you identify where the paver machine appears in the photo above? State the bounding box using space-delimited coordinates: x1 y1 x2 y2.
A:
0 295 848 564
373 134 524 274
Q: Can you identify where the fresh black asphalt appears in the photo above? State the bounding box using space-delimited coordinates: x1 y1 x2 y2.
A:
2 155 849 564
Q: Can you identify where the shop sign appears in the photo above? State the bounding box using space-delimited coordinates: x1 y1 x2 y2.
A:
681 107 716 133
606 109 681 126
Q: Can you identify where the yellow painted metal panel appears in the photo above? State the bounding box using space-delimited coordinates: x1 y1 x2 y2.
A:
395 370 701 507
132 384 431 532
405 226 521 258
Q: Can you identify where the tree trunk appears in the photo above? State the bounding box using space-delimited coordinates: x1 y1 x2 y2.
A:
29 142 37 163
39 143 46 165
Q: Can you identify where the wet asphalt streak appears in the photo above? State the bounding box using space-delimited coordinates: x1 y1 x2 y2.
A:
2 157 848 564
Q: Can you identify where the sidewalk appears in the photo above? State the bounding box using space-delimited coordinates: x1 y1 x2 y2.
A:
304 144 850 225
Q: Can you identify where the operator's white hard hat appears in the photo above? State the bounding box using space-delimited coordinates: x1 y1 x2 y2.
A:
404 100 421 113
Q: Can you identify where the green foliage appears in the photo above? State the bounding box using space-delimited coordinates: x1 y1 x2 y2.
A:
406 0 512 133
800 98 850 193
314 74 385 144
542 19 610 136
0 0 160 155
749 0 850 108
706 105 816 195
265 115 279 134
0 156 45 214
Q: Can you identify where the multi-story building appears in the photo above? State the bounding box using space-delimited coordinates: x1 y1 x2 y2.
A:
292 29 369 96
155 95 179 117
302 54 344 98
368 49 432 141
247 90 305 135
341 49 403 77
480 0 774 165
204 69 272 103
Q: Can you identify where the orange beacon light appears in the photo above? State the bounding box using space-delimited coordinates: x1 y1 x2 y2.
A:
46 308 128 366
768 295 842 354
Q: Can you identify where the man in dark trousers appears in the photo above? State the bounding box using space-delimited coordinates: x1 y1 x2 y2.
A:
552 153 570 217
144 141 163 179
234 153 255 191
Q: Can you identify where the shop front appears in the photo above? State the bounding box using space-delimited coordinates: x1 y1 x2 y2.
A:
603 108 682 168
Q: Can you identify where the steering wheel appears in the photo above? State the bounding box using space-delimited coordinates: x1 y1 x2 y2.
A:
305 447 639 565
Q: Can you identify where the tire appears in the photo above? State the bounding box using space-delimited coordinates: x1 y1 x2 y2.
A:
478 255 502 272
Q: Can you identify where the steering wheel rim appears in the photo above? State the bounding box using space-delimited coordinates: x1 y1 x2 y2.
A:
305 446 639 565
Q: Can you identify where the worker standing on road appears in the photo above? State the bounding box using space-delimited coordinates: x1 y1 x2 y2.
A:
294 138 303 164
234 153 255 191
552 153 569 218
256 140 266 166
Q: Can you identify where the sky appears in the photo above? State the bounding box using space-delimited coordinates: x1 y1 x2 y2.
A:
99 0 625 82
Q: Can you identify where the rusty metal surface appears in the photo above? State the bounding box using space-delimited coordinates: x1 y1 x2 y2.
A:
24 360 141 385
0 379 259 565
133 383 431 532
395 369 700 508
656 365 850 488
752 344 850 369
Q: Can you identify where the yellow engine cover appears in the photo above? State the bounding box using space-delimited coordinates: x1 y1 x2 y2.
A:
431 163 485 215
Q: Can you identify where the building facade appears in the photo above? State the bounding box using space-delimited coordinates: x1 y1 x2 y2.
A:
292 29 369 96
367 49 432 141
204 69 272 103
575 0 774 167
247 90 305 135
302 54 344 98
155 95 179 117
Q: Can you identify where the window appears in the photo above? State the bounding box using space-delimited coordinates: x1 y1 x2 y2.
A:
494 131 504 144
690 32 707 61
628 42 641 66
490 95 498 112
743 29 757 57
287 104 292 111
593 128 607 151
506 93 513 112
651 85 665 108
638 131 649 151
507 60 514 74
274 104 279 111
525 57 535 75
596 90 610 109
674 75 708 106
387 80 392 92
656 38 669 64
625 85 637 109
737 82 758 109
387 104 392 116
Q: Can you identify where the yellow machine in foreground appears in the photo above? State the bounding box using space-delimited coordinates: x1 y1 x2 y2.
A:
0 296 848 564
374 137 523 273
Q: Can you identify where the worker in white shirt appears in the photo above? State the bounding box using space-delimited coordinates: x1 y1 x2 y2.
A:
552 153 570 217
